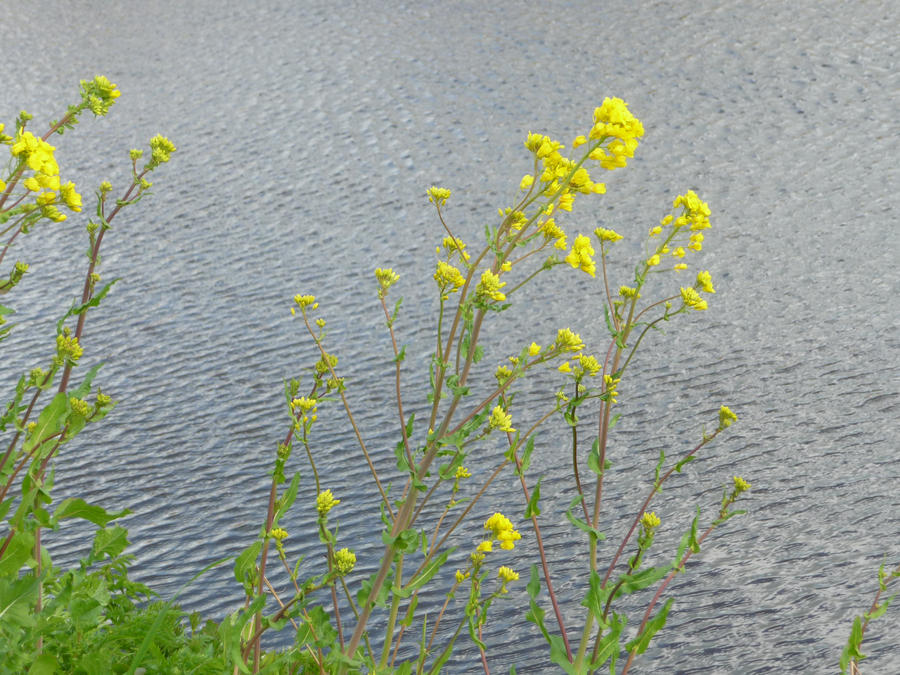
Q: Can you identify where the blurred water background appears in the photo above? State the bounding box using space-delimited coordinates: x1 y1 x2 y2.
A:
1 1 898 672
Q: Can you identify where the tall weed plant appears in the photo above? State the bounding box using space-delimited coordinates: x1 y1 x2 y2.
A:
1 78 896 674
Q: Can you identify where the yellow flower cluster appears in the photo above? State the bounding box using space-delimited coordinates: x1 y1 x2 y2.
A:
539 218 567 250
564 234 596 277
718 405 738 429
427 186 451 207
594 227 623 243
56 332 83 364
680 286 707 311
603 374 621 404
316 489 340 517
587 98 644 170
437 235 470 262
375 267 400 296
640 511 661 534
732 476 751 494
476 270 507 302
334 548 356 576
484 512 521 550
69 397 90 418
434 261 465 294
554 328 585 353
489 405 515 433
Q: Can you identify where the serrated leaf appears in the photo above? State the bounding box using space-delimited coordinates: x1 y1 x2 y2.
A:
53 497 131 526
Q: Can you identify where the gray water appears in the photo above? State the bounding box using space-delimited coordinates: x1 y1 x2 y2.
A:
1 1 898 672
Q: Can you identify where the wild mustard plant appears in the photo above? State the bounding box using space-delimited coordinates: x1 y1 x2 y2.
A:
1 78 179 671
224 97 756 674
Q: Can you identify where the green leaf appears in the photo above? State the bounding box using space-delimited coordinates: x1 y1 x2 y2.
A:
27 654 57 675
525 477 543 518
565 494 605 544
626 597 673 655
272 471 301 527
588 438 603 476
840 615 865 673
400 549 453 598
22 392 68 456
581 570 612 625
0 530 36 577
590 611 627 673
53 497 131 527
91 525 130 560
674 454 695 473
613 566 670 599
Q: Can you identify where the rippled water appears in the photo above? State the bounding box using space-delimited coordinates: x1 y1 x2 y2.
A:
2 1 898 672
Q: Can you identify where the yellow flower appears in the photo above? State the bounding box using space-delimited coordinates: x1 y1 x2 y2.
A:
680 287 706 310
696 270 715 293
572 135 587 148
476 270 507 302
334 548 356 576
528 342 541 357
564 234 596 277
540 218 567 249
520 174 534 191
375 267 400 295
294 294 318 309
558 361 571 373
718 406 738 429
555 328 584 352
427 186 451 207
455 466 471 480
316 489 340 516
434 261 465 294
646 254 660 267
578 354 601 376
498 566 519 584
291 396 317 414
477 540 493 553
484 513 521 550
455 569 470 583
60 182 82 212
640 511 661 533
618 286 640 299
69 397 90 417
558 191 575 211
270 527 288 542
732 476 751 494
672 246 686 258
489 405 515 433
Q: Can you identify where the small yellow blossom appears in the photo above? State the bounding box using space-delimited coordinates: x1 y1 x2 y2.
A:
434 261 465 293
316 489 340 516
696 270 715 293
455 466 471 480
498 566 519 589
69 397 90 417
476 270 507 302
500 260 512 272
680 287 707 310
334 548 356 576
572 135 587 148
375 267 400 295
718 406 738 429
558 361 571 373
619 286 640 299
528 342 541 357
270 527 288 542
427 186 452 207
732 476 751 494
640 511 661 533
455 569 470 583
520 174 534 191
294 294 318 309
647 254 660 267
555 328 584 352
477 540 493 553
489 405 515 433
564 234 596 277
